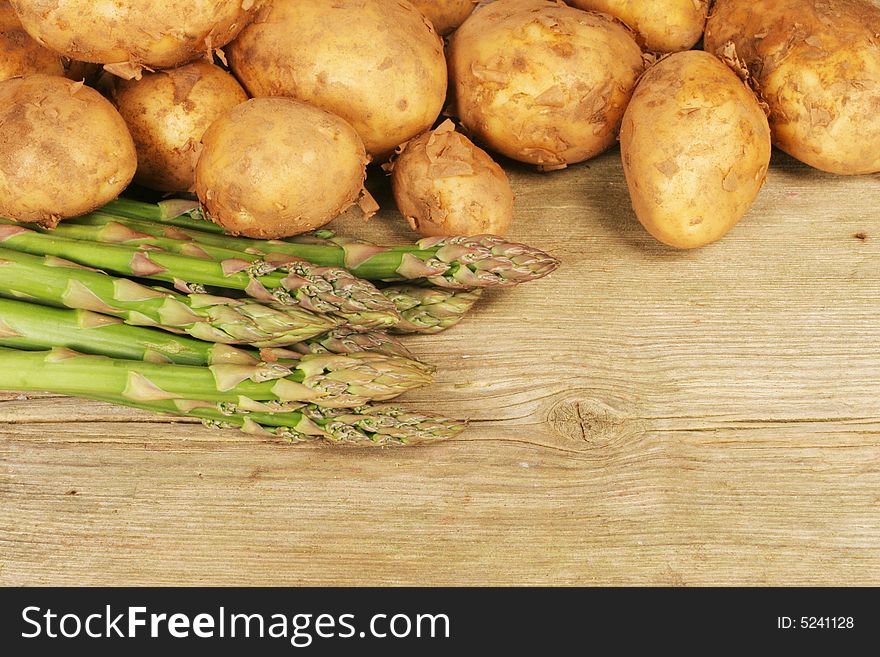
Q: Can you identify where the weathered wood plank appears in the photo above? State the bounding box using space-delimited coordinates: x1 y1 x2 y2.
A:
2 148 879 585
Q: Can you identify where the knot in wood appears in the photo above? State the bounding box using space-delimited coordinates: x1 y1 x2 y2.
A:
547 396 640 450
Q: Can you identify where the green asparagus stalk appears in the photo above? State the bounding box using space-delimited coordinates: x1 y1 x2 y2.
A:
0 299 432 392
0 346 432 408
0 297 262 368
0 337 457 445
0 247 333 347
44 215 482 334
67 216 478 336
0 220 398 330
0 292 425 371
102 197 225 233
51 215 480 335
101 199 376 247
88 216 479 336
280 327 417 360
89 198 561 288
30 216 399 329
82 394 463 446
381 286 484 334
229 403 462 445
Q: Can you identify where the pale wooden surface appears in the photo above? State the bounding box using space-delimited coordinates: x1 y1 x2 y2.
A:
2 149 879 586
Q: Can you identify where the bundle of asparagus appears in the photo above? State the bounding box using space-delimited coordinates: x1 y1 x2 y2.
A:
0 198 559 446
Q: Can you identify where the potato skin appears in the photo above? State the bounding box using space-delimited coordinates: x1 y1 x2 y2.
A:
705 0 880 175
0 1 62 82
448 0 644 169
620 51 771 249
409 0 479 35
195 97 369 239
392 120 514 237
565 1 708 52
0 74 136 225
8 0 262 72
228 0 447 160
114 62 248 193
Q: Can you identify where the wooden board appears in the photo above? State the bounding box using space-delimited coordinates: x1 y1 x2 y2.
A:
2 149 879 585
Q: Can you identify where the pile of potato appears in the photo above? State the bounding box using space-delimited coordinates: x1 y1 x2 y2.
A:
0 0 878 246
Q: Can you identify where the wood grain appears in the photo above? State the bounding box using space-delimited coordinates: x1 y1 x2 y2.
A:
2 149 879 585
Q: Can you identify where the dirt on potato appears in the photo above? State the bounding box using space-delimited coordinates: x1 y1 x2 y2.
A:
705 0 880 175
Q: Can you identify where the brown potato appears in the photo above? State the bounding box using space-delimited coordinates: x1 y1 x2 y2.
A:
565 1 708 52
8 0 263 76
114 62 248 193
620 51 771 249
0 75 136 226
705 0 880 175
391 120 514 237
448 0 644 170
195 97 369 239
227 0 447 160
409 0 479 35
0 1 62 82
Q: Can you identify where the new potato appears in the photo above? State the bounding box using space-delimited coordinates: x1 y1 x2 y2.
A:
620 51 771 249
0 75 136 225
195 97 369 239
228 0 447 160
114 62 248 193
705 0 880 175
8 0 263 76
392 120 515 237
448 0 644 169
565 0 709 52
409 0 479 35
0 0 62 81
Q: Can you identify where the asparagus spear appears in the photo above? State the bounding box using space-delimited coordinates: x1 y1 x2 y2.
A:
0 292 423 369
281 327 416 360
89 198 561 288
381 286 484 334
102 197 225 233
51 217 479 335
0 220 399 330
25 215 481 335
81 395 463 446
0 298 432 390
234 403 462 446
30 217 399 329
0 297 260 368
0 347 432 408
0 341 457 445
0 247 333 347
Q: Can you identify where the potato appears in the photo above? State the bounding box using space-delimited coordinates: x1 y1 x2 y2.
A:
409 0 479 35
0 74 136 226
114 62 248 193
620 51 771 249
227 0 447 159
391 120 515 237
705 0 880 175
565 1 708 52
195 97 369 239
0 1 62 82
8 0 263 76
448 0 644 170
